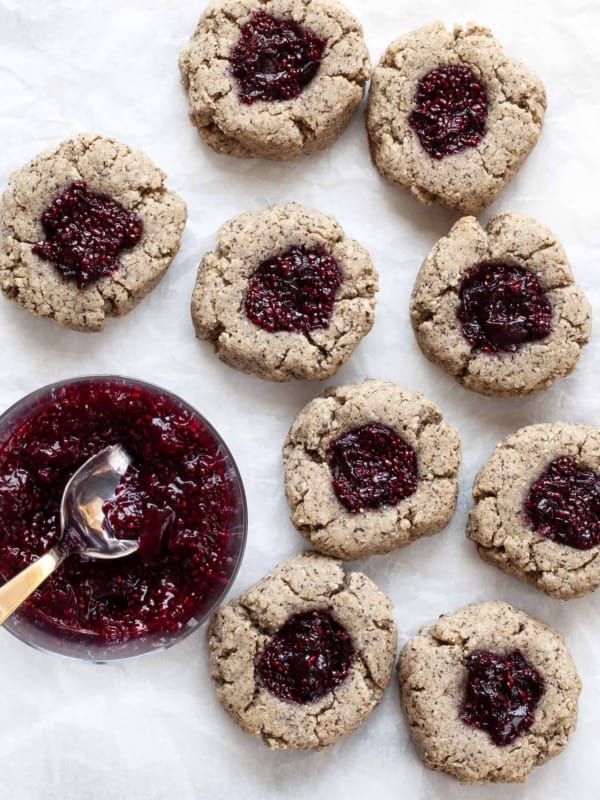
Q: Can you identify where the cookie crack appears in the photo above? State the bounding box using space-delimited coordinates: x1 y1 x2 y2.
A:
274 345 292 372
429 629 471 649
208 85 234 103
412 284 459 324
349 650 382 698
2 230 38 248
259 729 299 749
212 7 254 27
565 550 599 572
490 63 542 123
473 146 505 181
501 242 564 269
555 308 590 343
472 487 498 502
236 601 272 639
325 69 368 88
291 116 314 145
313 695 339 747
98 273 133 303
297 444 325 466
304 331 332 359
414 412 443 440
278 574 345 603
71 136 169 211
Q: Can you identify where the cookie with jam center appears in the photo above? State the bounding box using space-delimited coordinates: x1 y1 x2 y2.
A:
208 551 397 750
0 133 187 332
191 203 378 381
179 0 370 160
410 213 591 397
366 22 546 214
468 422 600 599
399 601 581 784
283 379 461 559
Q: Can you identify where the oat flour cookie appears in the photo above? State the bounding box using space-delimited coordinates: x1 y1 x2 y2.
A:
399 601 581 784
179 0 370 160
366 22 546 214
191 203 377 381
468 423 600 599
283 380 461 559
410 213 591 397
208 551 397 749
0 134 187 332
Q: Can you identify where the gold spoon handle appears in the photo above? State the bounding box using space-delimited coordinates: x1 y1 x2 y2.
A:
0 547 65 625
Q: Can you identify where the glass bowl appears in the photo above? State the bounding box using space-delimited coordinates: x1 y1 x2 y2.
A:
0 375 247 663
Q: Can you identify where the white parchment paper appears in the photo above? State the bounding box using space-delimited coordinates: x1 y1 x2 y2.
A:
0 1 599 798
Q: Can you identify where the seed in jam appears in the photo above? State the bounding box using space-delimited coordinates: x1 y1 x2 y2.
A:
229 10 327 104
244 245 342 334
457 261 553 354
524 456 600 550
32 181 143 288
0 379 244 646
256 609 355 704
460 649 545 746
326 422 418 514
408 64 488 159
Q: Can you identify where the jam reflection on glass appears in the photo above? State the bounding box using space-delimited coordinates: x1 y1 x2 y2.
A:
32 181 143 288
326 422 418 513
460 649 545 746
408 64 488 159
457 261 553 354
256 609 355 704
244 245 342 334
524 456 600 550
229 10 327 104
0 378 244 646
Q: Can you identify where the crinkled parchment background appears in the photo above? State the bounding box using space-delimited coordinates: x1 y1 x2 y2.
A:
0 1 599 798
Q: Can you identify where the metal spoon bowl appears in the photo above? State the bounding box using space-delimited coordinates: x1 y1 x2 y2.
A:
61 444 137 560
0 444 136 625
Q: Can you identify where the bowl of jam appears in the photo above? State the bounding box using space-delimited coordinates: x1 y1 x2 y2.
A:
0 376 247 662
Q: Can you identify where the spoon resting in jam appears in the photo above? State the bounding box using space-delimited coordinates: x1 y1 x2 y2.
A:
0 444 135 625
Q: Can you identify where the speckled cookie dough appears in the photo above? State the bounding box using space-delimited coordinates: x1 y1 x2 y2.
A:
0 134 187 332
468 423 600 599
179 0 370 160
366 22 546 214
410 213 591 397
399 601 581 784
283 380 461 559
191 203 377 381
208 551 397 750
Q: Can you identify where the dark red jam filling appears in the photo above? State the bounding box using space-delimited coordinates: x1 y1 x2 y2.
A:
326 422 418 514
32 181 143 288
0 379 244 645
524 456 600 550
256 610 355 704
457 262 553 354
408 64 488 159
460 650 545 746
229 10 326 104
243 245 342 334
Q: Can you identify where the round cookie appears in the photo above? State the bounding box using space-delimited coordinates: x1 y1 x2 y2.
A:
283 380 461 559
410 213 591 397
468 423 600 599
399 601 581 784
0 133 187 332
366 22 546 214
179 0 370 160
191 203 377 381
208 551 397 750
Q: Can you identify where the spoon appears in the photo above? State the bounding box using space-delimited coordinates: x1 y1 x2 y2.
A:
0 444 138 625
